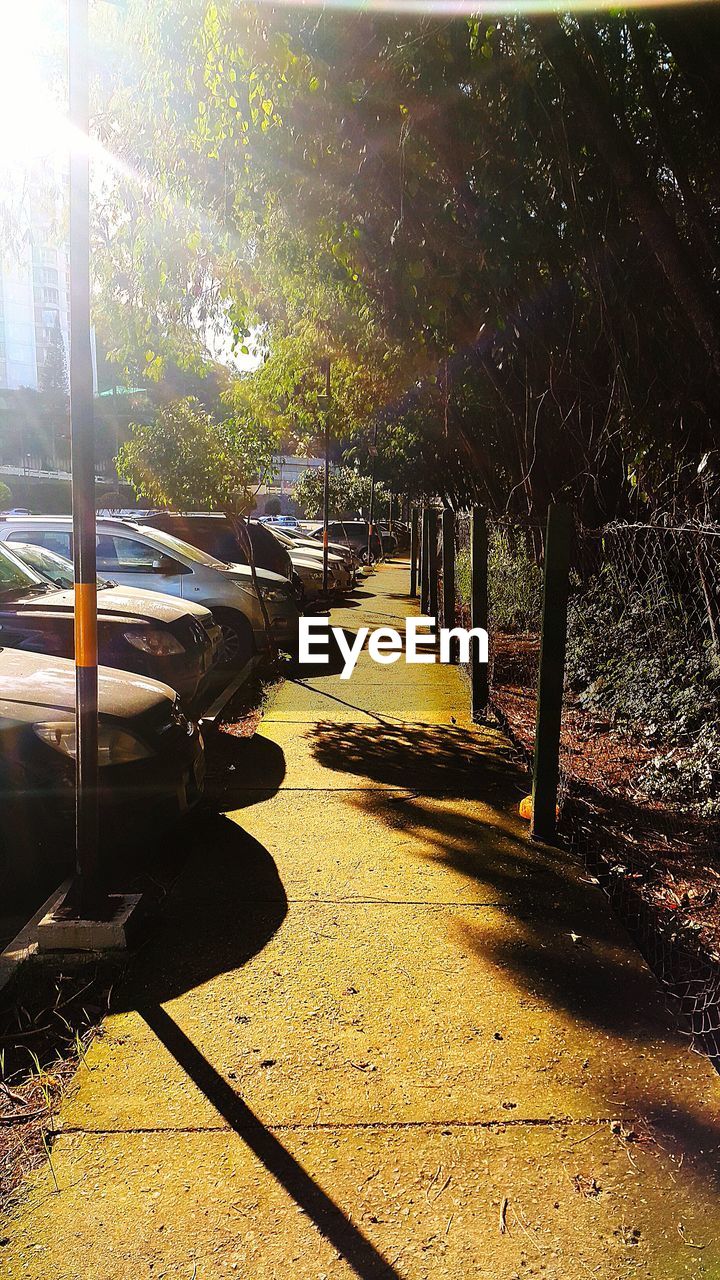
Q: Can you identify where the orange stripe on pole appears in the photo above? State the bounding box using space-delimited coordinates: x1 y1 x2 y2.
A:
74 581 98 668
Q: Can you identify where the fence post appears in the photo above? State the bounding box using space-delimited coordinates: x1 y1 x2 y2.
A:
471 506 489 717
428 507 439 620
410 507 418 598
531 503 572 842
420 506 430 613
442 508 456 660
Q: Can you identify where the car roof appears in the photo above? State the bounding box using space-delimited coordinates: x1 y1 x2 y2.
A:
0 515 155 534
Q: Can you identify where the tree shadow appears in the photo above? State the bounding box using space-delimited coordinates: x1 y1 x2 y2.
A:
308 719 521 799
307 720 705 1044
112 813 288 1010
205 728 287 812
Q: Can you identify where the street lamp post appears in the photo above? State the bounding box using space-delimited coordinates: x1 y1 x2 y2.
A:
68 0 103 916
367 422 378 564
320 359 331 596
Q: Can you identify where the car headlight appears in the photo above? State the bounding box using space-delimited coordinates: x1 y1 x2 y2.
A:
34 722 153 766
123 628 185 656
260 585 292 602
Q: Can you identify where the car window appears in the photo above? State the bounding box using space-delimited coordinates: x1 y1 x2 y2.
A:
7 529 72 559
96 534 156 572
0 543 47 597
137 526 225 568
13 543 75 589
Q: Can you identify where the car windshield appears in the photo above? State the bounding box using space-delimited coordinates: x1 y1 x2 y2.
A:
0 543 49 599
131 526 226 569
10 543 115 591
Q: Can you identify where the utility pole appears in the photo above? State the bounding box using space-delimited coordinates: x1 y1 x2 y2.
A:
367 421 378 563
320 359 331 596
68 0 103 917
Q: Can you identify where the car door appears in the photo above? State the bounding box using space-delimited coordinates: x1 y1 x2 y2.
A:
94 533 187 599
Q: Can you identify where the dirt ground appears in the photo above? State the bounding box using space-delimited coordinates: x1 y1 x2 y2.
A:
489 633 720 1021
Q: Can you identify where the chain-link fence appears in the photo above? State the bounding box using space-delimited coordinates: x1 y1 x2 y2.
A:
449 510 720 1066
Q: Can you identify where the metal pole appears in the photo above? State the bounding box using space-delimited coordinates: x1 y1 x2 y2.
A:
442 508 456 660
531 503 572 842
471 506 489 718
321 359 331 595
68 0 103 915
409 507 418 598
420 506 429 613
367 421 378 564
427 507 439 620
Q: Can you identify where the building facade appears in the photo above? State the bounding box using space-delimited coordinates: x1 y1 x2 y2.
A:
0 234 70 392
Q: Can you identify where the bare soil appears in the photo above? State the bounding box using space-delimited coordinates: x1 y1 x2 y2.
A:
490 632 720 972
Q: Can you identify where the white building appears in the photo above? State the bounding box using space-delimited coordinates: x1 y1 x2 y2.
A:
0 234 70 391
260 455 325 496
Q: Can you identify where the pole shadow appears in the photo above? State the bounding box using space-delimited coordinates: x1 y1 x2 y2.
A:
140 1005 404 1279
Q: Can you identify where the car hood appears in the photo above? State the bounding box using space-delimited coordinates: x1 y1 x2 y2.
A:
290 551 343 568
294 538 350 557
223 563 288 587
5 586 195 629
0 648 174 723
99 585 212 623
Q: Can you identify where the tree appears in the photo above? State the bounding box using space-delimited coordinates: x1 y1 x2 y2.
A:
0 481 12 511
264 496 281 516
116 397 273 512
38 315 68 395
96 3 720 522
294 465 390 519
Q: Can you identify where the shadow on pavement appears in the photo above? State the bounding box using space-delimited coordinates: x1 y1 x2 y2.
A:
308 719 520 799
139 1005 404 1280
206 729 287 812
114 813 287 1009
310 721 688 1040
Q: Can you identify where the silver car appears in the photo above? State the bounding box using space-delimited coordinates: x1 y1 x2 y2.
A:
269 526 355 593
0 516 300 665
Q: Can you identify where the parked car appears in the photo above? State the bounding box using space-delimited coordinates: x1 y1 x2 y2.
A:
378 525 398 556
258 515 300 527
267 525 355 594
6 541 222 705
271 524 359 573
0 516 300 664
139 512 294 583
305 520 383 563
0 646 204 892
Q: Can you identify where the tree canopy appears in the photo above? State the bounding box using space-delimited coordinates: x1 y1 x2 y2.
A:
95 1 720 522
116 396 273 511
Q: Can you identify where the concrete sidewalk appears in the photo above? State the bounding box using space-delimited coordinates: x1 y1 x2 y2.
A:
4 562 720 1278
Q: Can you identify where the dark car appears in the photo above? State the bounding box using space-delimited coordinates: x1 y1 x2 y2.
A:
139 512 293 582
307 520 383 563
0 541 219 706
378 525 399 556
0 647 204 893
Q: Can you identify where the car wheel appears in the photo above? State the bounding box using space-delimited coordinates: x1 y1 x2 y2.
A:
215 611 254 667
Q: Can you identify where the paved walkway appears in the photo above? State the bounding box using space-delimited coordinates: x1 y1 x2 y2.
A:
4 562 720 1278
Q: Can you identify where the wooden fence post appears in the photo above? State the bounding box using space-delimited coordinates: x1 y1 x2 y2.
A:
471 506 489 717
420 506 429 613
531 503 572 842
442 508 456 660
410 507 418 598
428 508 439 620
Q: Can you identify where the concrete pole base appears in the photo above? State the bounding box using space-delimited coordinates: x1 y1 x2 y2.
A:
37 892 144 952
